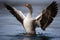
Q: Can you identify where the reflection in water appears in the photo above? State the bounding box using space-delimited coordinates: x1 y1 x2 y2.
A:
39 36 50 40
10 33 53 40
22 36 50 40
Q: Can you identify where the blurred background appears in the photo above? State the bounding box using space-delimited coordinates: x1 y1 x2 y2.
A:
0 0 60 40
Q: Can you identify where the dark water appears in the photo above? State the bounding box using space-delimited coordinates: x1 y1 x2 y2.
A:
0 0 60 40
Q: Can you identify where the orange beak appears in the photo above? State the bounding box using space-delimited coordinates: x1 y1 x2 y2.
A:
24 3 30 7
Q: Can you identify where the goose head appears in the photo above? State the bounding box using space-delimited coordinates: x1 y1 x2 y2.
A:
24 3 32 14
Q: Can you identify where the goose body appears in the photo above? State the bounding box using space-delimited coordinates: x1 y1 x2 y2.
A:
23 15 36 34
4 1 58 35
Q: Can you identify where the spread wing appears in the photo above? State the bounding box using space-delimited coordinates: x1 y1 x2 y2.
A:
4 3 25 24
35 1 58 30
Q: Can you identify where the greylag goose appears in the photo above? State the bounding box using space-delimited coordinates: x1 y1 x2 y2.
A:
4 1 58 35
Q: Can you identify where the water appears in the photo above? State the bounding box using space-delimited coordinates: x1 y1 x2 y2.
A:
0 0 60 40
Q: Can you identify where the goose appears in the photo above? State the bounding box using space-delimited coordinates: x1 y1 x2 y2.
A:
4 1 58 35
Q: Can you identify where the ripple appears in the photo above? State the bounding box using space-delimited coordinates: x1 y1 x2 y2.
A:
0 33 60 40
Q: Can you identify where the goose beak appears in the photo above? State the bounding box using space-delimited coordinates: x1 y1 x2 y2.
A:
24 3 28 7
24 3 31 7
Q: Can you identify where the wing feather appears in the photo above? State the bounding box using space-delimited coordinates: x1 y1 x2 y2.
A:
4 3 25 24
35 1 58 30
